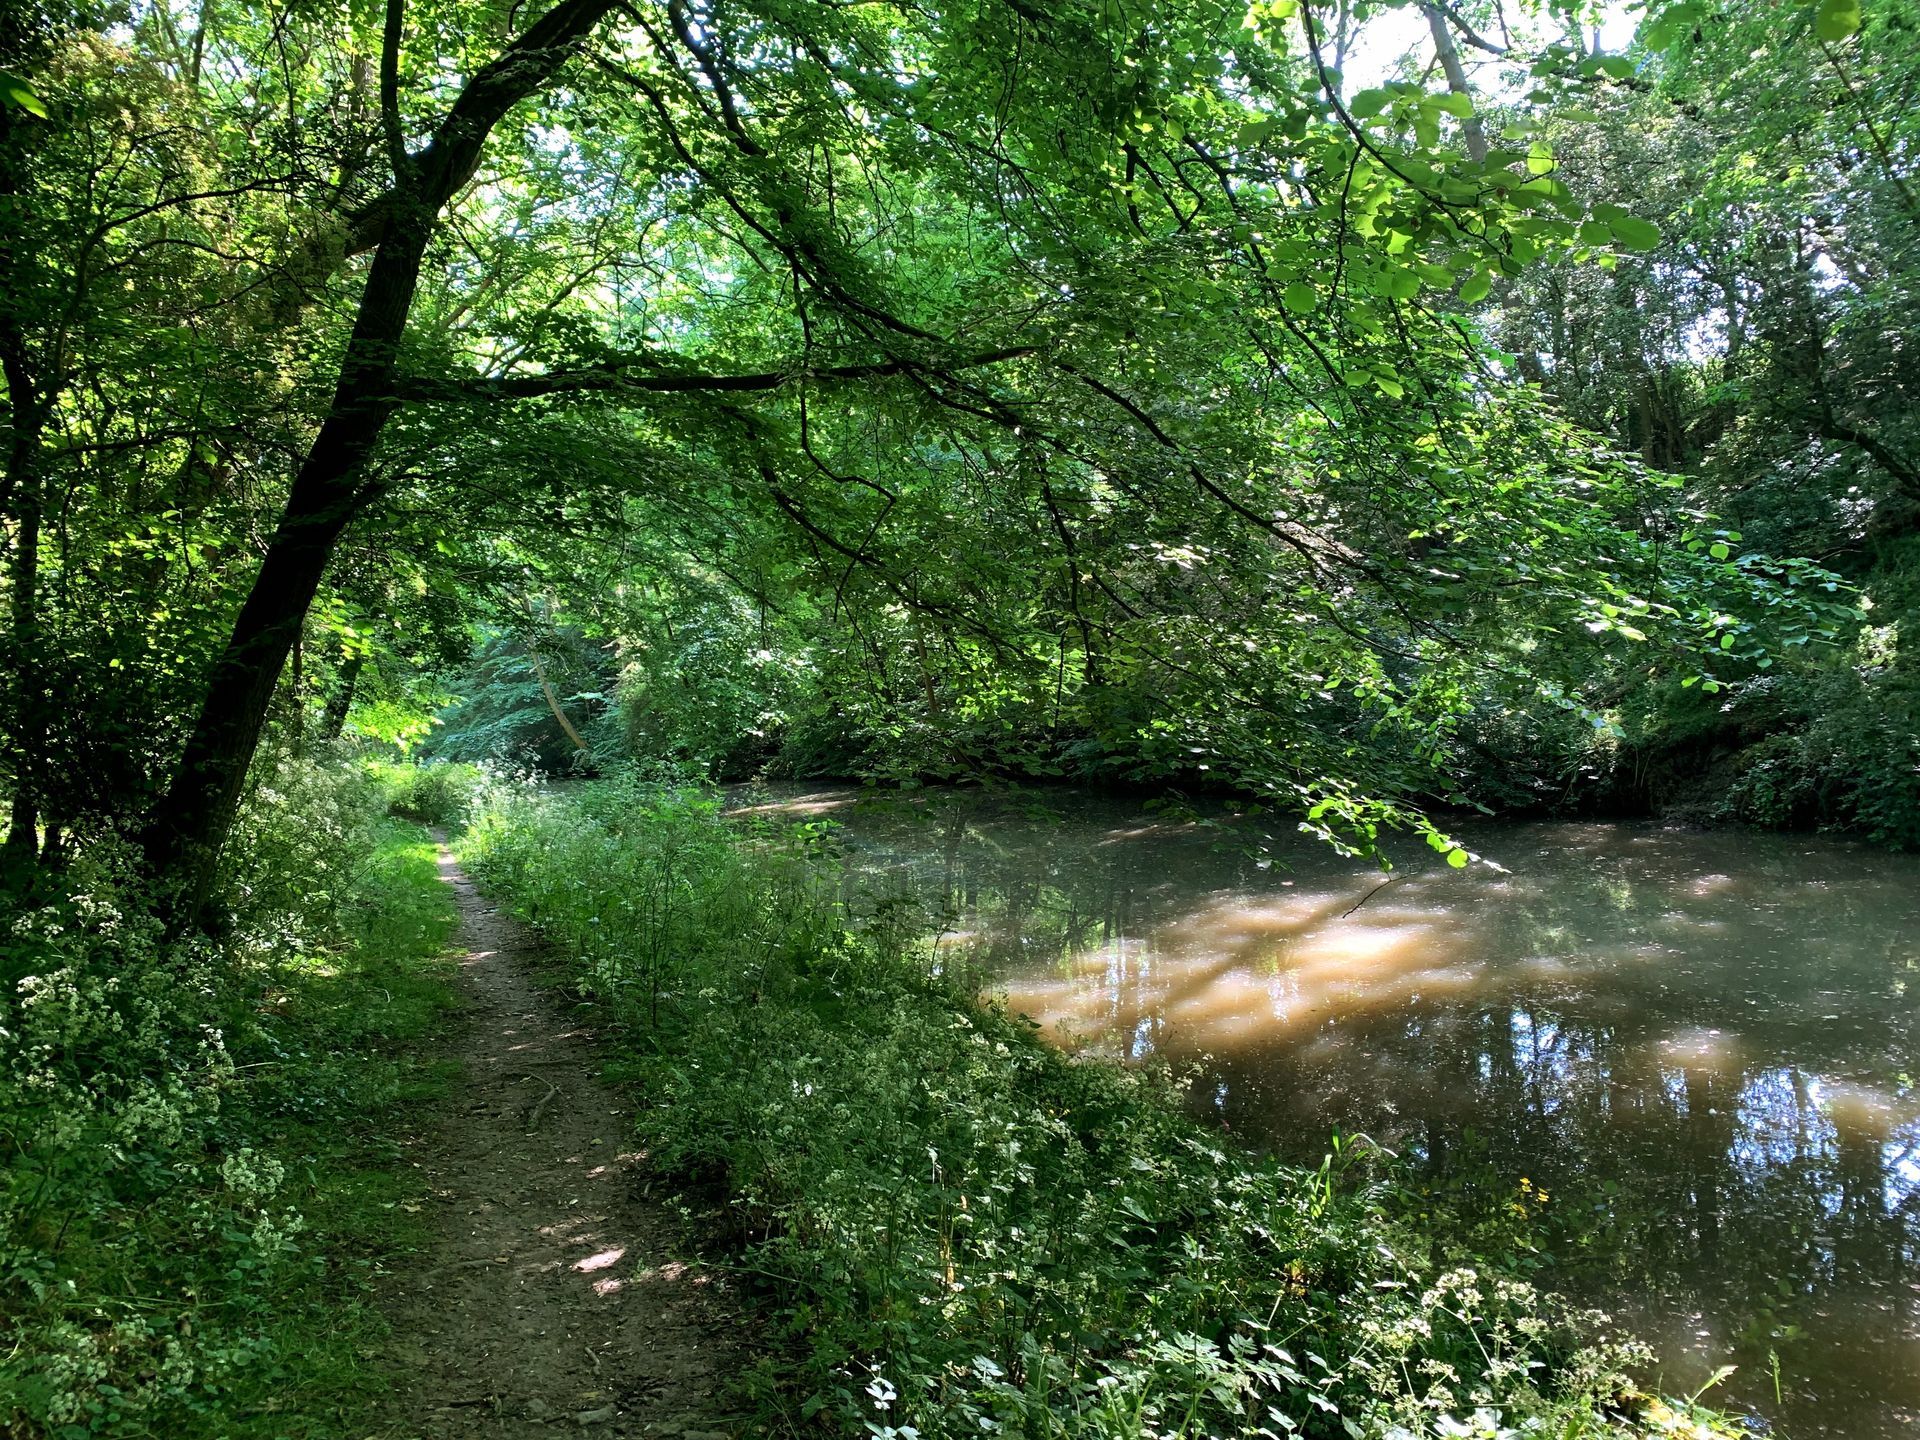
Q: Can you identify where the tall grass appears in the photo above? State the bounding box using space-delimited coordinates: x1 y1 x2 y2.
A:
462 777 1733 1440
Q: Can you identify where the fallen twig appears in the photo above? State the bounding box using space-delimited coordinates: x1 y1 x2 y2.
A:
523 1075 561 1131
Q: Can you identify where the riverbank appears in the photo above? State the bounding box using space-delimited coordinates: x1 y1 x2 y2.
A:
719 779 1920 1437
457 774 1740 1440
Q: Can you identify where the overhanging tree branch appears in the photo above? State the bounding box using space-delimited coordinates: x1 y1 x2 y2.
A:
392 346 1037 402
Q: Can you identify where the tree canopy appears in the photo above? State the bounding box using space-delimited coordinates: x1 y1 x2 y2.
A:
1 0 1908 911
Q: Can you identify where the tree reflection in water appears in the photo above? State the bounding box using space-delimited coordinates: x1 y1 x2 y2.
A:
729 784 1920 1439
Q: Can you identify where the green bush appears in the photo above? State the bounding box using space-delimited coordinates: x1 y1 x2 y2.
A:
1716 658 1920 847
463 780 1736 1440
366 758 488 830
1 758 458 1438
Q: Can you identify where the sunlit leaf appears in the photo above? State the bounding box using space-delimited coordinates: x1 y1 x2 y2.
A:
1815 0 1861 41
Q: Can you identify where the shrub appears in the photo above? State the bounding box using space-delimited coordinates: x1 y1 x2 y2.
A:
463 781 1736 1440
0 758 457 1437
366 758 488 830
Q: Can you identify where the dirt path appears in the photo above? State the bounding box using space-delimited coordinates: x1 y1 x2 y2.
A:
376 841 737 1438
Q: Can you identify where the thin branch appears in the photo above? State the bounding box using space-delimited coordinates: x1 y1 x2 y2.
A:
1428 0 1506 56
394 346 1036 402
381 0 411 179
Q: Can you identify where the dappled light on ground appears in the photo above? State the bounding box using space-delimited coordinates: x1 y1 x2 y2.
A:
381 845 735 1435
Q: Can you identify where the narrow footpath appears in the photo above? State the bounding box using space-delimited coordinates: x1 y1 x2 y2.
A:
377 840 737 1438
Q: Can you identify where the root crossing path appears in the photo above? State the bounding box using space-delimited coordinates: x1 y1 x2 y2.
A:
379 840 738 1438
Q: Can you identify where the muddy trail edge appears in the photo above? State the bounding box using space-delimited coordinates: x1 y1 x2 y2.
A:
375 838 739 1438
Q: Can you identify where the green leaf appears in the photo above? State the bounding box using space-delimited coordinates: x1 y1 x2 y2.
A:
1446 848 1469 868
1639 0 1703 48
0 70 48 119
1815 0 1861 41
1432 90 1474 119
1282 281 1317 315
1381 266 1421 301
1458 271 1493 304
1709 542 1731 560
1517 176 1581 218
1609 215 1662 250
1350 88 1391 120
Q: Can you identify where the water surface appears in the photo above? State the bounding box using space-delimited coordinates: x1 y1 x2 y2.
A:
729 784 1920 1437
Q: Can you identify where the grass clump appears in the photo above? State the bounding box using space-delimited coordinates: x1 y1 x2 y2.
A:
1 756 459 1438
462 777 1736 1440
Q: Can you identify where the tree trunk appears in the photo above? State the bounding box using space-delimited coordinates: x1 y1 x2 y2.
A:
1718 273 1745 374
140 0 616 921
320 651 365 740
1420 4 1488 163
528 644 590 753
0 104 45 880
141 204 432 912
0 350 46 877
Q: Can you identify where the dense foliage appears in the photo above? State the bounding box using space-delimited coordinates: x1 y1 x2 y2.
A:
1 761 457 1437
3 0 1906 905
2 0 1915 1431
462 777 1740 1440
1469 0 1920 839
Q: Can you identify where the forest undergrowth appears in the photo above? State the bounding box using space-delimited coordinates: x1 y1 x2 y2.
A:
1 758 459 1438
454 767 1742 1440
0 754 1761 1440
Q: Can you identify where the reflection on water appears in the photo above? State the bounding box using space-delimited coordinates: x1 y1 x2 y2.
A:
730 784 1920 1439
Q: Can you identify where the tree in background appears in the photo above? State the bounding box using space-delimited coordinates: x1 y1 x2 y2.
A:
0 0 1882 921
1468 0 1919 839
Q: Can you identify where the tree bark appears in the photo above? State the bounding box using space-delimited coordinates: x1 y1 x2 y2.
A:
1420 4 1488 163
0 281 47 871
141 0 616 919
1 384 44 875
0 99 45 878
142 204 433 910
528 644 590 753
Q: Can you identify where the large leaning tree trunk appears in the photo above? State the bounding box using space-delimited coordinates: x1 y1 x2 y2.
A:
0 98 49 881
142 0 615 919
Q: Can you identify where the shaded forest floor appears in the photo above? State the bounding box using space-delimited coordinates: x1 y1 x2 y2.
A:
373 840 741 1438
